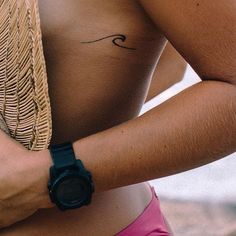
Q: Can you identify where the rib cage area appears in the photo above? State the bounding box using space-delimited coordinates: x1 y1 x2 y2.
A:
0 0 52 150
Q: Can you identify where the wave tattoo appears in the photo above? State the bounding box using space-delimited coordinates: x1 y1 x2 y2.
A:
81 34 136 50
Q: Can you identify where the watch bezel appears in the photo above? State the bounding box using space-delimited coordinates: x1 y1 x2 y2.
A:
48 169 93 210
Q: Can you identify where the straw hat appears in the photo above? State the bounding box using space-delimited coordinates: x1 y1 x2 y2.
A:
0 0 52 150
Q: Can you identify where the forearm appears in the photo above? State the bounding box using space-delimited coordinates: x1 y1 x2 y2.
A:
73 80 236 192
1 78 234 230
16 79 236 209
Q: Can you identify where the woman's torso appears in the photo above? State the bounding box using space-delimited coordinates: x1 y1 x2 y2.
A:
3 0 167 235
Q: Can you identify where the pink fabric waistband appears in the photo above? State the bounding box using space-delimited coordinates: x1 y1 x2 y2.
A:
116 185 171 236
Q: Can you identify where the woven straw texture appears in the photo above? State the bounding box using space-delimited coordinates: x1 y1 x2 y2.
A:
0 0 52 150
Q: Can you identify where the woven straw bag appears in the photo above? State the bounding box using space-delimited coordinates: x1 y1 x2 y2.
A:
0 0 52 150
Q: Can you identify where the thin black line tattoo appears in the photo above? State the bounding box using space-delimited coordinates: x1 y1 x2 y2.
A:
81 34 136 50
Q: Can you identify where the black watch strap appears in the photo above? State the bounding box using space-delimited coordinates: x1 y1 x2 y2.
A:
49 142 77 171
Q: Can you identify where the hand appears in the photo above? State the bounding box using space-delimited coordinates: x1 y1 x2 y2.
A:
0 130 52 228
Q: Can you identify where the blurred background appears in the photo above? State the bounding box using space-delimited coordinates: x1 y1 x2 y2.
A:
141 65 236 236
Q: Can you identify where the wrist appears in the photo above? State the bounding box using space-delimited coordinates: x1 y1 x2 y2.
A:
29 148 54 209
47 142 94 210
72 138 103 193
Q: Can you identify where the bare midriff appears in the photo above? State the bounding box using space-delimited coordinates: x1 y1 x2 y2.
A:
2 0 166 235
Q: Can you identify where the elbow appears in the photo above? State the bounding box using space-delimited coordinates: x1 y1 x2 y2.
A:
201 73 236 86
197 57 236 86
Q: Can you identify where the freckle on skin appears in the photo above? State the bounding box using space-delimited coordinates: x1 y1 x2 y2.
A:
196 3 200 6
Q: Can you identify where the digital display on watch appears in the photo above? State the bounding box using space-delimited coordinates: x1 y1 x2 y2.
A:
56 177 88 205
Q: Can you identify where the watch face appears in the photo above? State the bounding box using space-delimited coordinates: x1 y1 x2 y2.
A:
55 175 89 206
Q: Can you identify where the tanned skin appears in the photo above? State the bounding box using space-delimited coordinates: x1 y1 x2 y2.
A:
0 0 236 235
146 42 187 102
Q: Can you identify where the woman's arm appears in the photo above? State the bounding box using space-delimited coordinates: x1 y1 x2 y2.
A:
146 42 187 102
0 0 236 229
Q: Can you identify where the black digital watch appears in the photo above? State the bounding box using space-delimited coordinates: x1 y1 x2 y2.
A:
48 142 94 211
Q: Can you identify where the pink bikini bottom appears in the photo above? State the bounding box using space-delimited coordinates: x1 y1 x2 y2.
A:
116 186 171 236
